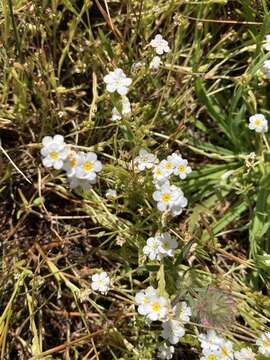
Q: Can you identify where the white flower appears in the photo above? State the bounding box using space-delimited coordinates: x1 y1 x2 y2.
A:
68 176 96 191
143 236 162 260
111 96 131 121
152 164 170 185
75 152 102 181
135 286 157 315
150 56 161 70
153 183 187 216
262 60 270 78
248 114 268 133
256 332 270 355
106 189 117 199
172 157 192 179
145 296 169 321
63 150 80 177
263 34 270 51
234 347 256 360
104 68 132 95
199 330 224 353
263 252 270 266
161 320 185 344
112 107 121 121
218 339 234 360
134 149 157 171
91 271 110 294
174 301 192 323
200 349 221 360
121 96 131 114
41 135 68 170
157 343 175 359
169 185 188 216
153 183 179 212
150 34 170 55
160 159 175 177
158 232 178 257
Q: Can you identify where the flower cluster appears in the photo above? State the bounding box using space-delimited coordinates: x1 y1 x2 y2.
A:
135 286 169 321
40 135 102 190
199 330 234 360
135 286 192 358
199 329 261 360
149 34 170 70
135 149 190 217
143 232 178 260
104 68 132 121
134 150 190 216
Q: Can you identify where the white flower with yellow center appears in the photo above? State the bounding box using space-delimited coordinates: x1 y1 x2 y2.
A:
75 152 102 181
161 320 185 344
174 301 192 323
172 157 192 179
199 330 223 353
153 183 179 212
150 56 161 70
218 339 234 360
158 232 178 257
150 34 170 55
200 349 220 360
63 150 80 177
104 68 132 96
41 135 68 170
91 271 110 294
160 159 175 177
157 342 175 359
134 149 157 171
152 164 169 185
263 34 270 51
135 286 157 315
248 114 268 133
143 236 163 260
256 332 270 355
153 183 188 217
234 347 256 360
145 295 169 321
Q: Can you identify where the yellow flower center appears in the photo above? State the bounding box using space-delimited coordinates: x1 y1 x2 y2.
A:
207 356 217 360
143 297 149 304
49 151 58 160
151 302 161 312
70 158 77 168
221 346 229 357
263 339 270 348
178 164 186 173
162 193 171 202
155 168 162 176
83 161 93 172
163 241 170 249
165 162 173 170
255 119 261 126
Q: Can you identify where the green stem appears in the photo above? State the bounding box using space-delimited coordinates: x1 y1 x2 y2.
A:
7 0 22 61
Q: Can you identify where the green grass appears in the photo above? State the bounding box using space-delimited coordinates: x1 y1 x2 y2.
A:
1 0 270 359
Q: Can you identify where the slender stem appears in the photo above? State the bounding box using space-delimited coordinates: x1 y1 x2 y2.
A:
262 133 270 152
7 0 22 61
